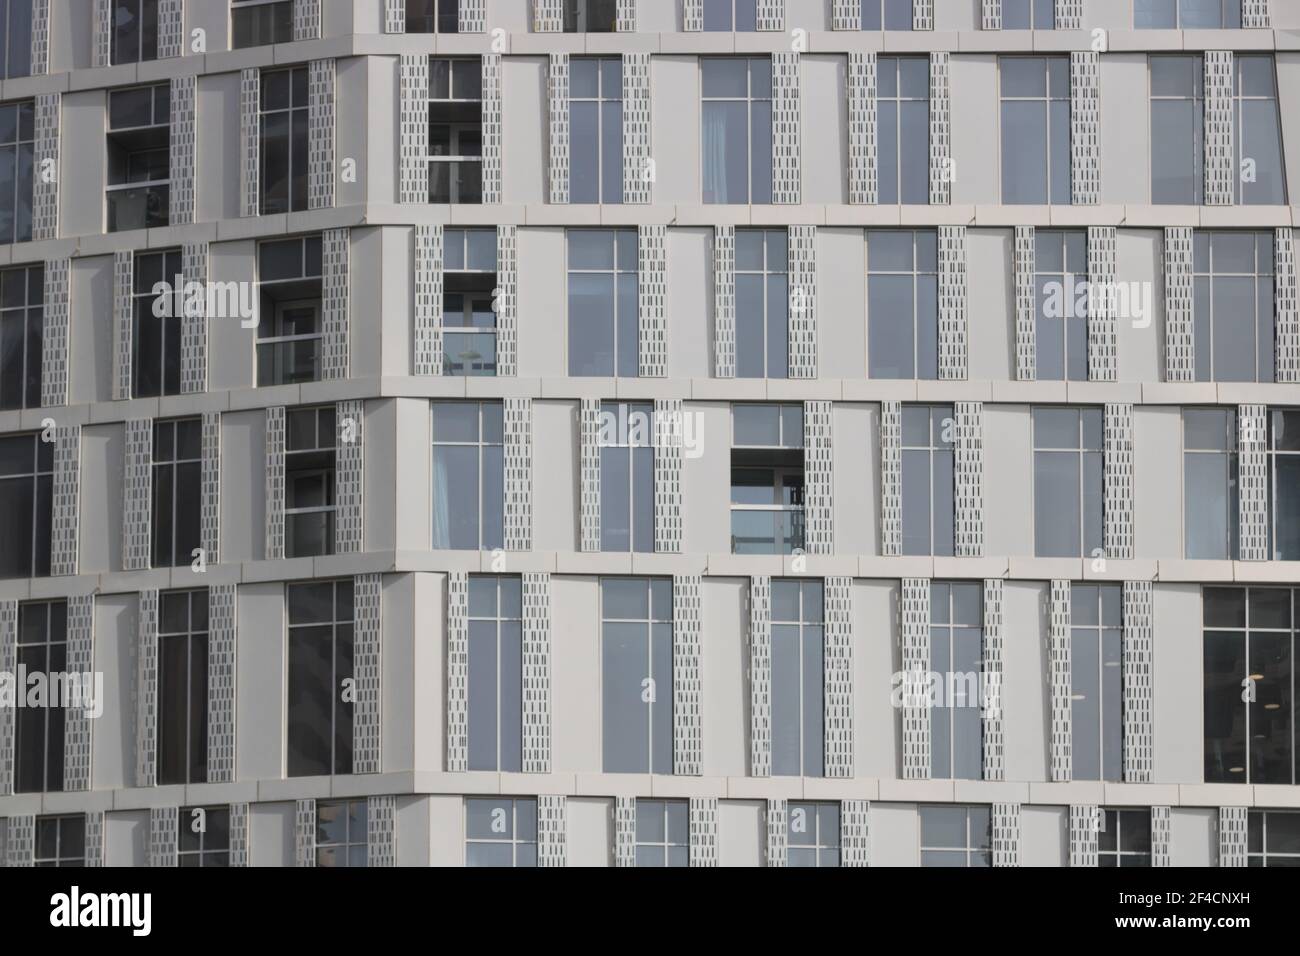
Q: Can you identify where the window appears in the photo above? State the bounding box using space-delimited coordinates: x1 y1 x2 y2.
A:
1204 586 1297 784
1071 584 1123 782
157 588 208 786
1233 56 1287 206
701 58 772 204
0 432 52 578
0 263 43 410
406 0 459 32
1002 0 1054 28
178 807 229 866
703 0 756 30
635 799 688 867
287 579 354 777
1248 810 1300 866
1150 56 1205 205
0 1 32 78
151 419 202 569
466 797 537 867
1099 809 1151 866
901 404 954 557
787 802 840 866
1000 57 1071 205
734 228 788 378
428 58 483 204
316 799 367 867
257 235 324 386
861 0 913 29
1034 230 1088 381
920 805 991 867
771 579 824 777
563 0 616 33
285 406 337 558
132 249 182 397
1269 410 1300 561
0 100 36 245
601 577 673 774
567 229 638 377
111 0 159 64
441 228 497 376
730 404 804 554
1183 409 1238 560
232 0 293 48
930 582 982 780
1032 407 1104 558
15 601 65 792
600 401 653 553
431 401 503 551
1136 0 1241 28
866 229 938 379
1193 231 1274 382
876 57 928 204
35 815 84 866
260 66 309 215
570 58 622 204
467 575 522 772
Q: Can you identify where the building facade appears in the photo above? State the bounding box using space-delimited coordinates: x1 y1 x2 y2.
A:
0 0 1298 867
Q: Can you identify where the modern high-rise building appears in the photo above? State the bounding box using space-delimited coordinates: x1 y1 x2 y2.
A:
0 0 1297 868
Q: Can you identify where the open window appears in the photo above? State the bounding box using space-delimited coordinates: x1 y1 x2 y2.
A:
442 228 497 375
257 235 323 386
428 58 483 204
730 404 805 554
107 84 170 232
284 405 336 558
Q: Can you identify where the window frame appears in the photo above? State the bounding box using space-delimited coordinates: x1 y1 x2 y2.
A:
465 796 538 867
286 578 355 777
0 262 43 410
729 403 806 555
441 227 498 376
156 587 209 786
866 228 939 380
34 814 84 866
786 801 841 867
929 581 984 781
700 56 773 205
177 806 230 867
1182 407 1239 560
0 99 35 245
566 228 639 378
600 576 674 775
919 804 993 867
1033 229 1089 381
258 64 310 215
14 600 66 793
431 400 504 551
569 56 623 204
315 798 367 867
1192 230 1275 383
998 55 1072 205
634 798 689 867
231 0 294 49
426 57 484 205
0 431 53 579
875 56 930 204
770 578 825 778
1032 406 1105 558
1099 808 1152 867
1070 583 1124 782
110 0 160 66
900 404 955 557
466 574 523 773
733 228 789 378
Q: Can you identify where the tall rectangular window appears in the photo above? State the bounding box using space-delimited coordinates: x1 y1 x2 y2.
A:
466 797 537 867
1071 584 1123 782
1034 229 1088 381
920 805 991 867
563 0 616 31
287 579 354 778
1033 407 1104 558
601 577 673 774
635 799 688 866
111 0 159 65
1099 809 1151 866
178 806 229 866
260 66 309 215
570 57 622 205
866 229 938 379
703 0 756 30
771 579 823 777
567 229 638 377
0 1 32 78
316 799 367 867
34 815 84 866
599 401 653 553
787 802 840 867
15 600 65 792
1193 231 1274 383
1248 810 1300 866
1002 0 1054 28
0 99 36 245
432 401 503 551
467 575 522 772
1000 56 1071 205
930 581 982 780
257 235 324 386
1150 55 1205 205
701 57 772 205
406 0 459 33
901 404 954 557
1183 408 1238 560
285 405 337 558
0 432 52 578
151 419 202 569
876 57 929 205
0 263 42 410
132 248 182 397
157 588 208 786
1136 0 1241 28
442 228 498 376
1270 410 1300 562
735 228 788 378
232 0 293 48
1234 55 1287 206
107 84 172 232
428 58 483 204
861 0 912 29
730 404 804 554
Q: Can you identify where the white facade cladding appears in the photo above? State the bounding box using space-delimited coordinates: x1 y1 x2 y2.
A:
0 1 1297 872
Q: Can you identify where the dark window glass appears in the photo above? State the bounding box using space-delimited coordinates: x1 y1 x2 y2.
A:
406 0 460 33
1099 809 1152 866
861 0 913 30
427 58 483 204
563 0 617 33
178 806 229 866
232 0 293 48
258 235 325 386
151 419 202 568
287 579 354 777
15 600 66 792
441 228 498 375
34 815 84 866
111 0 159 65
259 66 309 214
0 263 41 409
0 432 52 578
0 100 36 244
920 805 993 867
285 405 337 558
730 404 805 554
316 799 367 867
157 589 208 785
132 249 183 396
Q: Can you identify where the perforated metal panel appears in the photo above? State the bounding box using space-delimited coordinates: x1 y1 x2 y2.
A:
547 54 570 205
672 576 703 776
580 399 602 553
201 412 220 563
461 0 487 32
880 401 902 556
113 250 134 402
295 799 316 868
789 225 818 379
367 795 396 866
336 400 365 554
534 0 563 30
981 0 1001 29
63 595 94 791
772 53 801 204
901 578 931 780
41 258 70 408
1070 53 1100 206
0 602 15 795
445 571 469 772
804 400 833 553
833 0 862 30
1242 0 1271 27
413 225 444 376
614 797 636 867
847 53 877 205
1049 580 1072 782
1277 228 1300 384
158 0 183 57
1163 227 1195 381
30 0 49 74
170 76 197 224
689 798 718 867
149 807 179 867
321 228 350 380
1104 403 1134 560
765 800 787 867
482 55 503 203
683 0 702 31
93 0 111 67
1205 52 1234 206
749 577 772 778
929 54 950 205
654 400 684 553
399 55 429 205
615 0 637 30
51 427 81 577
264 407 285 560
938 226 967 379
4 816 33 867
84 811 105 867
756 0 784 29
1238 403 1269 561
123 420 152 572
981 580 1005 781
1151 807 1172 867
954 402 983 557
1219 807 1247 867
522 573 551 774
354 574 383 774
207 584 237 784
824 576 854 778
538 795 566 867
294 0 321 40
1087 227 1117 381
1122 581 1154 784
496 225 518 376
1069 805 1099 867
181 243 208 393
309 59 336 210
385 0 405 33
229 804 250 867
639 225 668 378
32 93 58 240
240 69 260 217
504 398 532 552
841 800 869 867
992 803 1021 867
713 226 736 377
623 53 652 204
1055 0 1082 28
